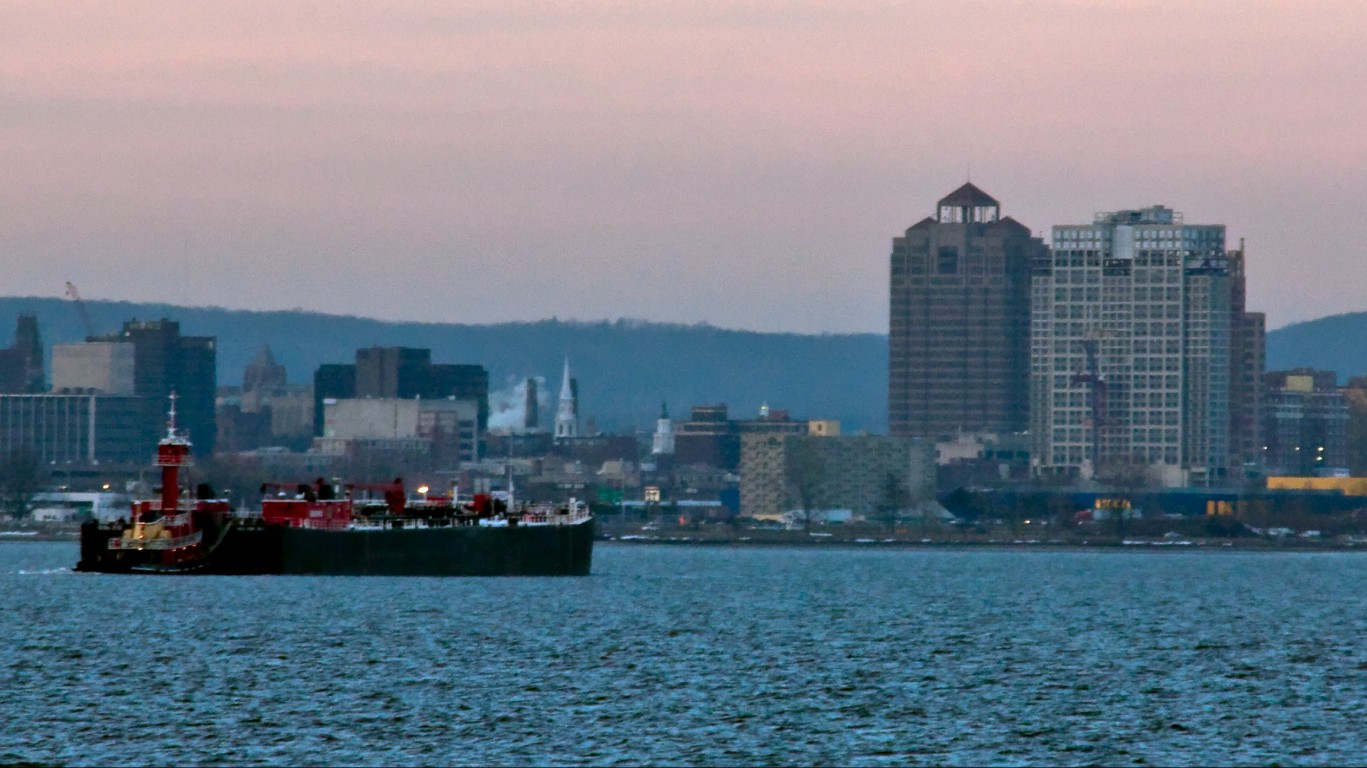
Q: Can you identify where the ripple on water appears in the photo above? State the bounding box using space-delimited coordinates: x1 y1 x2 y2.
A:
1 542 1365 766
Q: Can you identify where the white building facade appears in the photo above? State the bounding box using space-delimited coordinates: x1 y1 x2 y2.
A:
321 397 480 465
50 342 136 395
1030 206 1236 487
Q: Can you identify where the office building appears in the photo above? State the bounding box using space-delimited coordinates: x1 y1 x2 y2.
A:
1262 369 1348 476
313 347 489 436
0 315 45 394
739 434 934 520
75 319 217 455
674 404 810 472
889 184 1046 439
242 345 288 395
320 397 480 466
1228 244 1266 473
1030 205 1261 487
0 393 155 465
110 320 216 454
51 342 136 395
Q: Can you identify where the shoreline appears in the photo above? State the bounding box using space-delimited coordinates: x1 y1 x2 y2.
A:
4 522 1361 553
597 532 1367 553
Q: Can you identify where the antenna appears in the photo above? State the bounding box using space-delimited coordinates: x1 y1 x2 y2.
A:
167 390 180 439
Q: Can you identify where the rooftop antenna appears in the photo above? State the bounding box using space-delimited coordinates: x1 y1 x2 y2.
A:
167 390 179 438
966 163 972 183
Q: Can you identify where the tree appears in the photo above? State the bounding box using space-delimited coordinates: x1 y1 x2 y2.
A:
873 471 909 533
784 439 824 533
0 448 42 520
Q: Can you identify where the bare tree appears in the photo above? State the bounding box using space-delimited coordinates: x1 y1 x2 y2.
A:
784 439 824 533
0 448 42 520
873 471 909 533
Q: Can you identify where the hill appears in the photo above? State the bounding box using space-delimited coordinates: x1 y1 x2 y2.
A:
3 295 1346 436
0 297 888 434
1265 312 1367 380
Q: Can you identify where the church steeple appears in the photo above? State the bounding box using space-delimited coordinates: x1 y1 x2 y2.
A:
554 357 578 440
652 400 674 455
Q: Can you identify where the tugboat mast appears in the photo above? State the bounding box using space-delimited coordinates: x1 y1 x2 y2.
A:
156 391 193 514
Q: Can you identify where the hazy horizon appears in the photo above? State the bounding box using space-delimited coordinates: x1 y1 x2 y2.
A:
3 1 1363 334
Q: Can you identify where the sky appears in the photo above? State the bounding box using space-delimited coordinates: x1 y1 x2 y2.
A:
0 0 1363 334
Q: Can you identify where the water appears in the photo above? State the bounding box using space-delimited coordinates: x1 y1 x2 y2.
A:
3 542 1365 766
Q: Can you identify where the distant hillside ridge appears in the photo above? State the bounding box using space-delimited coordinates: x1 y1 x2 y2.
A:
0 297 888 434
1264 312 1367 380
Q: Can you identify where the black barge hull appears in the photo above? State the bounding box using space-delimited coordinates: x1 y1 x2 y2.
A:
77 521 594 576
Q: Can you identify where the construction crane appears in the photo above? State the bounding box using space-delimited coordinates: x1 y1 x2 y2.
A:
64 281 97 339
1070 335 1105 474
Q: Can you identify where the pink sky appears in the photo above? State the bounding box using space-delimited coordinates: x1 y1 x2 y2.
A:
0 1 1363 332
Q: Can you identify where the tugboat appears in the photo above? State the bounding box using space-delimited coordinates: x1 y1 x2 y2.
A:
77 395 594 576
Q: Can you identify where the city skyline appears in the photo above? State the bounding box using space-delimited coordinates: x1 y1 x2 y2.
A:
1 1 1364 333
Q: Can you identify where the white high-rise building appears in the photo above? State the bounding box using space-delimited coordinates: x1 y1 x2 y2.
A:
1030 205 1243 488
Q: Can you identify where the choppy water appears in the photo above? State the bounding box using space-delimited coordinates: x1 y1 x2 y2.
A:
2 542 1365 766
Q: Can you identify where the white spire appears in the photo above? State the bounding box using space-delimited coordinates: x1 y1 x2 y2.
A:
559 357 573 401
555 357 578 439
652 400 674 455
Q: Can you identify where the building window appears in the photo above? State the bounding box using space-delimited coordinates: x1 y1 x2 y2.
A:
937 247 959 275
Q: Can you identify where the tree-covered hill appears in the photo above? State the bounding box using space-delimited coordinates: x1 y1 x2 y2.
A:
1 295 1354 436
0 297 887 434
1264 312 1367 381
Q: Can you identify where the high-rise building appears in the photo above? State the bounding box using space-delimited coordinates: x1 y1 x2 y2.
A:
889 183 1046 439
355 347 431 399
51 342 136 395
523 377 540 431
320 397 481 466
242 345 288 394
84 319 217 455
1228 243 1266 474
69 318 217 453
1030 205 1260 487
313 363 357 434
0 315 45 394
0 393 155 465
1262 369 1348 477
427 364 491 433
313 348 489 436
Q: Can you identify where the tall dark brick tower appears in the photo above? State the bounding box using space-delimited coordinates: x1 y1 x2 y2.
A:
105 319 218 455
888 183 1045 439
